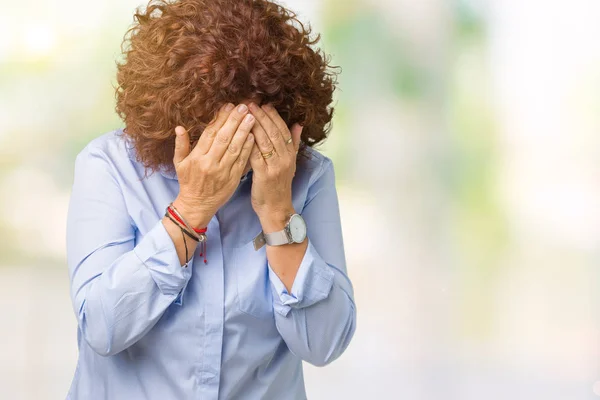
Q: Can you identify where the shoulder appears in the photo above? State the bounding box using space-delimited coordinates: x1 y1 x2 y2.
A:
298 145 334 187
292 146 337 212
74 128 140 178
293 146 336 211
73 128 142 184
77 128 132 161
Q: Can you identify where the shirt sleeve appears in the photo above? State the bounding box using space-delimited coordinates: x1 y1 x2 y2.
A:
267 157 357 367
267 238 334 316
66 144 194 357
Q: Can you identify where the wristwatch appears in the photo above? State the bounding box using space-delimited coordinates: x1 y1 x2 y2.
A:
253 213 307 250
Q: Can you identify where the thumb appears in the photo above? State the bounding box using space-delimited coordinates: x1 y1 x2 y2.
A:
173 126 191 165
291 123 303 152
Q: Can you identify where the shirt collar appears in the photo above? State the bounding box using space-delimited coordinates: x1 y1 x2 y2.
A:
158 166 178 180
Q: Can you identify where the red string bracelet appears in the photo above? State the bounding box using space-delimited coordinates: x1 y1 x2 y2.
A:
167 204 208 264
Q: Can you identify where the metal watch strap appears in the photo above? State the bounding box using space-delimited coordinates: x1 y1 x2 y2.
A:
253 212 295 250
253 229 290 250
265 230 290 245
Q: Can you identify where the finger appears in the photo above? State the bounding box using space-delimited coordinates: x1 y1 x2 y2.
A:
192 102 235 156
290 123 303 153
231 133 255 176
260 103 290 153
248 102 287 156
208 103 250 160
249 142 267 171
220 113 255 166
249 117 275 160
173 126 191 165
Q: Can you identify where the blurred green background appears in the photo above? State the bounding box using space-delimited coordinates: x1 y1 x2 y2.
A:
2 0 600 399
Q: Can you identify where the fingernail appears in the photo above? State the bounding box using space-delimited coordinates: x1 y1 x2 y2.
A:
247 133 254 141
238 104 248 113
244 114 254 123
224 103 235 111
175 126 184 136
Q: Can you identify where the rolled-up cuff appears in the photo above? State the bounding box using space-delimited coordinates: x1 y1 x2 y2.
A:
268 238 334 317
133 219 193 297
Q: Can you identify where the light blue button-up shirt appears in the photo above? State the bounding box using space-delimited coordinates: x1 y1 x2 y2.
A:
65 129 357 399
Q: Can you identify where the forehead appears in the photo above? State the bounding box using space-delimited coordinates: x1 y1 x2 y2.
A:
239 96 263 106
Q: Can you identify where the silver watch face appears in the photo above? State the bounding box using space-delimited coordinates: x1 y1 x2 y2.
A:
288 214 307 243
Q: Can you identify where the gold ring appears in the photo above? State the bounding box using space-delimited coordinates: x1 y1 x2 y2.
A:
261 149 275 159
285 137 293 144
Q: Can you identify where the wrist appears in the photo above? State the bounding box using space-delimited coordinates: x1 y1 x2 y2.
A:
257 205 296 233
172 196 212 229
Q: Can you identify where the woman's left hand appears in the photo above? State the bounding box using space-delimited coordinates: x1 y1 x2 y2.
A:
247 102 303 232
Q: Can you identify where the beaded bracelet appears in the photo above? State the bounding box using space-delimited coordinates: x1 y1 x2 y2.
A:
165 211 200 242
164 211 196 268
168 202 208 236
166 202 208 264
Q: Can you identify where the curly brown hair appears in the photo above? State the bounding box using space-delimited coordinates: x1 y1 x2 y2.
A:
114 0 340 177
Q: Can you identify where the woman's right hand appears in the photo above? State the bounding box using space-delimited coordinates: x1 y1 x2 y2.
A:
171 102 256 228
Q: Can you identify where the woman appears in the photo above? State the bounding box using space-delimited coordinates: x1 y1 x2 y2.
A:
66 0 356 398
